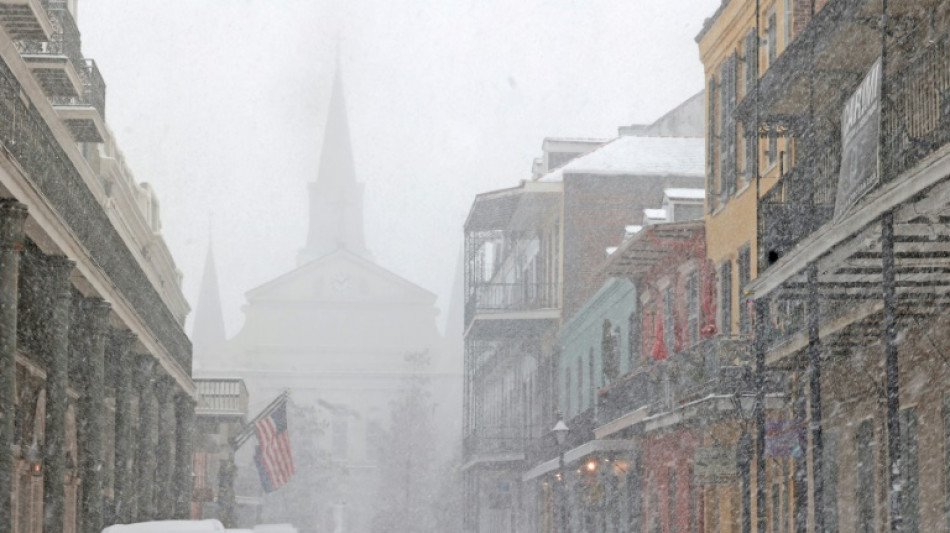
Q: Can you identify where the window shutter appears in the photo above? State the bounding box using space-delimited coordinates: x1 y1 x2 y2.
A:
707 77 718 212
719 53 738 201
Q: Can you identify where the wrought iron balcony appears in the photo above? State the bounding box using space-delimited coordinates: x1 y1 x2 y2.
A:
18 2 82 98
464 282 560 325
51 58 106 142
598 336 755 424
0 0 51 41
462 430 525 466
195 379 249 418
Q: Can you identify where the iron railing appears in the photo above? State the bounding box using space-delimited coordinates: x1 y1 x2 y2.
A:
0 49 191 371
465 282 560 324
50 58 105 117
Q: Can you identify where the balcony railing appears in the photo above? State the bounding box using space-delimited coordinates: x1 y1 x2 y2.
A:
195 379 249 417
882 37 950 182
50 58 105 117
463 430 525 464
597 336 755 424
465 282 560 325
758 136 840 272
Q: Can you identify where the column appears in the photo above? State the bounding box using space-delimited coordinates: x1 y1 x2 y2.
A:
40 255 75 533
806 263 825 532
0 199 27 531
133 356 157 522
109 330 136 525
155 376 176 519
77 297 111 533
173 393 196 519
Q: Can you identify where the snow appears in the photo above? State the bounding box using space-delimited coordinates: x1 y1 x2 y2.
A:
537 135 705 182
101 520 226 533
663 187 705 200
643 208 668 223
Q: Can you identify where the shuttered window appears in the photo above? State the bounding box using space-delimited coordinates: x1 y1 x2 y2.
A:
707 76 718 213
719 53 738 203
720 261 733 335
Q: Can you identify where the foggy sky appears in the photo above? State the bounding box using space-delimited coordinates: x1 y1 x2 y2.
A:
77 0 721 337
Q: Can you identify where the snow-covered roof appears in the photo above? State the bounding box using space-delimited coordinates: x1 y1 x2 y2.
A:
644 208 668 221
538 136 705 182
664 188 705 201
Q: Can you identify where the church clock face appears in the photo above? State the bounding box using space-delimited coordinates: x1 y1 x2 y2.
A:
332 273 352 294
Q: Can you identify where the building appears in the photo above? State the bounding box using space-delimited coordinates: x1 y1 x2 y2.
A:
698 0 950 530
0 1 196 532
195 67 459 533
462 96 706 532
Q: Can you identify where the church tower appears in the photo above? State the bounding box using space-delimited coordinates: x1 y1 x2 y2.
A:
191 239 227 372
297 66 370 266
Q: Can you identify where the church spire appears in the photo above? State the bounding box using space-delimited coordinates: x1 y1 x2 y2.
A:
192 238 227 371
298 62 370 266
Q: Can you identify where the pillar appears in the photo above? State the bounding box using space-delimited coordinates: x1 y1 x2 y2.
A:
807 263 825 532
109 330 136 525
0 199 27 531
155 376 176 519
40 255 74 533
133 356 157 522
77 298 111 533
173 393 196 519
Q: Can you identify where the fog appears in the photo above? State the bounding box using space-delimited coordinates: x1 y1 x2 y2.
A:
77 0 718 337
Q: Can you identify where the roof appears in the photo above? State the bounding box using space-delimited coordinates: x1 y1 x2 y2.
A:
537 135 705 183
664 188 705 200
601 220 705 279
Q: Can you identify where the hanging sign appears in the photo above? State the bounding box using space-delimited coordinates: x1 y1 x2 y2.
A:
834 58 882 221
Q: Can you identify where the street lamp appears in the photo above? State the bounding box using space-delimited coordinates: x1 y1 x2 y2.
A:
552 419 569 533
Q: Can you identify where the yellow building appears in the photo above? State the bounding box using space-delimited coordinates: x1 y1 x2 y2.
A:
696 1 823 531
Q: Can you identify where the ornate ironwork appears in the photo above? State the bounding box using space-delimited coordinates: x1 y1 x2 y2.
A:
0 54 191 371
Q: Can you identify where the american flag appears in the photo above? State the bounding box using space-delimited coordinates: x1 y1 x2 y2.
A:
252 394 295 492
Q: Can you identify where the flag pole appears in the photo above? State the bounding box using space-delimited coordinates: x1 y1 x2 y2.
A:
232 389 291 450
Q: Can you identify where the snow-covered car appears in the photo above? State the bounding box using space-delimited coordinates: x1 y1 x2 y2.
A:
101 520 226 533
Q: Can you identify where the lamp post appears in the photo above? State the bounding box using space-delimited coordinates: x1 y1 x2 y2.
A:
552 419 569 533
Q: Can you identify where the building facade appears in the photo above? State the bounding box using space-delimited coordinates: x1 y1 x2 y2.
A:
0 1 196 532
462 99 706 532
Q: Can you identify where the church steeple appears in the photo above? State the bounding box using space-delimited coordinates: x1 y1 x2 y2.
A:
298 63 370 266
192 238 227 371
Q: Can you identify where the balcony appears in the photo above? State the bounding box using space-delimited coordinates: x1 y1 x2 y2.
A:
464 282 560 327
597 336 756 425
52 58 106 142
0 0 52 41
462 431 525 470
195 379 249 419
18 3 82 98
759 36 950 278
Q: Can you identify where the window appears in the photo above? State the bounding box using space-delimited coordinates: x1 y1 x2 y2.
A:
628 309 641 371
743 28 757 96
588 348 595 409
668 467 677 533
900 408 919 531
707 76 718 213
720 261 733 335
332 416 349 460
766 11 777 66
855 419 875 533
719 53 738 203
823 429 839 533
738 246 751 335
686 272 698 346
565 371 572 418
576 358 583 414
783 0 792 46
664 286 675 355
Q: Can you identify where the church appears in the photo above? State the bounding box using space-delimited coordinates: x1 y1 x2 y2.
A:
192 66 462 532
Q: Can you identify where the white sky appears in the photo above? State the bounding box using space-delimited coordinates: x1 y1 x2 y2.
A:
77 0 721 337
